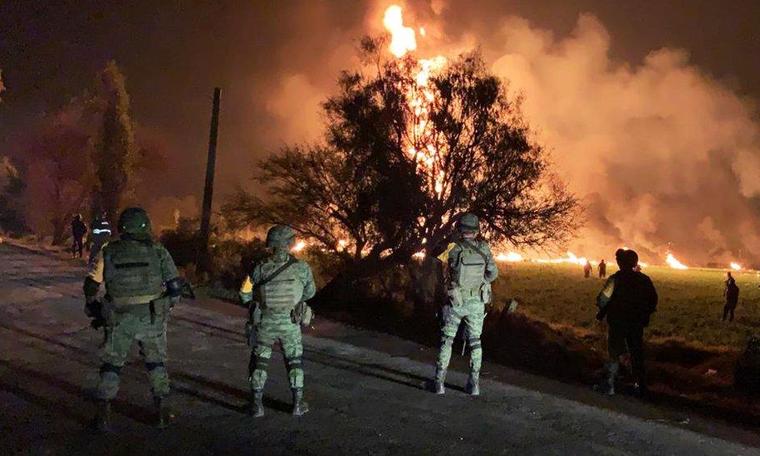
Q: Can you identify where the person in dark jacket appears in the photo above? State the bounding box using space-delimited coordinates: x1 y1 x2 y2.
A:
598 259 607 278
723 272 739 322
595 249 657 396
71 214 87 258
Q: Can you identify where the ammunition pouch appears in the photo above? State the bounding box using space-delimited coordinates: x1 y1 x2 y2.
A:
291 301 314 326
447 288 464 307
479 282 492 305
246 304 262 347
151 295 173 320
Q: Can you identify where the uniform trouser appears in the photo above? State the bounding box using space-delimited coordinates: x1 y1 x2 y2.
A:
249 312 304 391
607 323 645 385
72 236 84 257
723 304 736 321
88 237 108 266
97 309 170 400
435 297 485 380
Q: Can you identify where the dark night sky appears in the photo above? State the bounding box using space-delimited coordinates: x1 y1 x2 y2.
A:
1 0 759 204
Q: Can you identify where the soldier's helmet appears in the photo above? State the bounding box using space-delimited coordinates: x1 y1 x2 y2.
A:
266 224 295 249
457 213 480 233
117 207 152 237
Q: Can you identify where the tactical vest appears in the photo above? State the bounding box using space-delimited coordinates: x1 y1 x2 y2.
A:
455 241 487 291
257 260 303 312
103 240 164 306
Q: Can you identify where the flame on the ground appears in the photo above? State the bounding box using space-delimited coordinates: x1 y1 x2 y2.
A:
665 253 688 270
536 251 590 266
495 252 524 263
291 240 306 253
730 262 742 271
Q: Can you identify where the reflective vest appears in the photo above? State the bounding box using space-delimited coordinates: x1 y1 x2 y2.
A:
258 259 303 312
103 239 164 305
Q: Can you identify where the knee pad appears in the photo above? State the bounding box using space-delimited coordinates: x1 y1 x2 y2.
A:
252 356 270 372
145 361 165 372
286 357 303 372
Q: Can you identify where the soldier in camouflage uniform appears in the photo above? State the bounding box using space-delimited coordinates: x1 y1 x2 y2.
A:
83 207 182 431
433 213 499 396
239 225 316 417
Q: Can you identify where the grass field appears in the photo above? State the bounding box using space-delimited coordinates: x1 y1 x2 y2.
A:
494 262 760 349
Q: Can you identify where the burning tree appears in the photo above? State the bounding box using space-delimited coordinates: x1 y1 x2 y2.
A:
91 61 136 221
227 34 577 279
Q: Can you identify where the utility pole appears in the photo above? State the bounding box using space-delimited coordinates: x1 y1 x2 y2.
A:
198 87 221 273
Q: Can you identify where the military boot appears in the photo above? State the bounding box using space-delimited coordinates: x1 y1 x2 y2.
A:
249 390 264 418
90 400 111 433
466 372 480 396
154 396 171 429
432 368 446 395
292 389 309 417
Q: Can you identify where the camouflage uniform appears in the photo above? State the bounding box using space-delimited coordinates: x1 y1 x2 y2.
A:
84 208 179 430
240 225 316 417
434 214 498 395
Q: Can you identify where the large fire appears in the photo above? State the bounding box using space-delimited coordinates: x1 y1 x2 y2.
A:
665 253 688 270
382 5 447 196
730 262 742 271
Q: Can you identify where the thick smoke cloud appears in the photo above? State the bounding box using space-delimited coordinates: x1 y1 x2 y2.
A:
264 3 760 266
485 15 760 265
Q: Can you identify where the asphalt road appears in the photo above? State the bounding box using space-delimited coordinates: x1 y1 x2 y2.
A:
1 242 758 455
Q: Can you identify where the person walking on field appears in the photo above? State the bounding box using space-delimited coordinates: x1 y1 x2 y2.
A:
433 213 498 396
723 271 739 322
598 259 607 278
71 214 87 258
595 248 657 397
583 260 592 278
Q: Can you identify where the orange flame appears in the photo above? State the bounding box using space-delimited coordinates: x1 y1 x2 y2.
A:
730 262 742 271
495 252 524 263
291 240 306 253
383 5 416 57
665 253 688 270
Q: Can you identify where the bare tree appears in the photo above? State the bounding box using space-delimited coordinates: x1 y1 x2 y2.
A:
225 39 578 278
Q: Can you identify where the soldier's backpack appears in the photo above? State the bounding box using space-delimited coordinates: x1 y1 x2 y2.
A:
456 239 488 290
103 239 164 306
